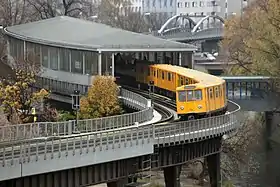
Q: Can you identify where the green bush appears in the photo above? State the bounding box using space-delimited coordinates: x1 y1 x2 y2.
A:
58 110 75 121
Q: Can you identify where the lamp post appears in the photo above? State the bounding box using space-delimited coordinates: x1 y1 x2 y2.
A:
72 90 81 134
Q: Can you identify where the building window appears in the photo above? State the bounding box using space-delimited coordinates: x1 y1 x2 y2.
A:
71 50 83 74
164 0 167 7
177 2 182 7
199 1 204 7
185 2 189 7
41 46 48 68
170 0 173 6
153 0 156 7
192 1 197 7
59 48 70 72
211 0 217 6
159 0 162 8
49 47 58 70
85 51 98 75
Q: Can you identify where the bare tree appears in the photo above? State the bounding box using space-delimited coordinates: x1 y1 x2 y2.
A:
221 112 264 185
26 0 87 19
95 0 148 32
0 0 32 26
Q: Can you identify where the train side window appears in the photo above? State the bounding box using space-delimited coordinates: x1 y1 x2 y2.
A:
180 77 184 85
195 90 202 100
219 86 222 96
168 73 171 81
157 70 159 78
178 91 187 102
162 71 165 79
209 88 213 98
215 87 219 97
154 70 156 77
185 78 189 85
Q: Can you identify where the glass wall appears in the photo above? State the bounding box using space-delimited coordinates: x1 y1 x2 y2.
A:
59 48 70 71
101 53 112 76
8 36 105 76
9 37 24 60
26 42 41 64
85 51 98 75
71 50 83 74
41 45 49 68
49 47 58 70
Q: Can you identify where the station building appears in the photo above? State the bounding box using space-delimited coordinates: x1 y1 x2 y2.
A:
3 16 196 85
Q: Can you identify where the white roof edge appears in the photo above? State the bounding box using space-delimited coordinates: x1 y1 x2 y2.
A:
98 48 197 52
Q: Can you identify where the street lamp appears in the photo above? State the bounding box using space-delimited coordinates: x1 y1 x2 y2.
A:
72 90 81 134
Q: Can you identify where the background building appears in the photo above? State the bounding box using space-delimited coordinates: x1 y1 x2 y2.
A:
175 0 250 19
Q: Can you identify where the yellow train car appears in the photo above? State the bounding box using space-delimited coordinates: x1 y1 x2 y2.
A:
135 62 227 120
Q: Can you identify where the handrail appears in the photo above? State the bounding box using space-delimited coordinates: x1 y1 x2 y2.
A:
0 124 155 165
0 77 154 142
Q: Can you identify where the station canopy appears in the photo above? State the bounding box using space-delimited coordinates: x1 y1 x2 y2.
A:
4 16 196 52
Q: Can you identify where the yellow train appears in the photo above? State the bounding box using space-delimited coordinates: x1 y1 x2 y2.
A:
135 63 227 120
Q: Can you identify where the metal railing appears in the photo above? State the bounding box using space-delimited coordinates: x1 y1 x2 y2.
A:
36 76 89 95
0 125 154 167
0 77 154 142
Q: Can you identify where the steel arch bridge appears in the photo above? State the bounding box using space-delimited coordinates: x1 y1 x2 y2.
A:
155 14 225 41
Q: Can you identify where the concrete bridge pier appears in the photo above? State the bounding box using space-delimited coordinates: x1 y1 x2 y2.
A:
163 165 182 187
206 153 221 187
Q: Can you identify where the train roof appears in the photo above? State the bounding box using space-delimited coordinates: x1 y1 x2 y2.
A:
151 64 225 87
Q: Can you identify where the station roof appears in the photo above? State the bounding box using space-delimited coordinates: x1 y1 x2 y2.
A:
4 16 197 52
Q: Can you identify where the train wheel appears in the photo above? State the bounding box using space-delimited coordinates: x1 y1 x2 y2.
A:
188 115 195 120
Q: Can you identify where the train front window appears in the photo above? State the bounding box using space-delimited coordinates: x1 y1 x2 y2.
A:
178 91 187 102
187 90 202 101
187 91 193 101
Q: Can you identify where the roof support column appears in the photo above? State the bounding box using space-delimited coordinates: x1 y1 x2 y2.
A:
191 52 194 69
82 52 85 74
111 53 115 77
98 51 102 75
23 40 26 60
178 52 182 66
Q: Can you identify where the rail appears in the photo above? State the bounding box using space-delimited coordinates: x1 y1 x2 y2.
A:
0 77 154 142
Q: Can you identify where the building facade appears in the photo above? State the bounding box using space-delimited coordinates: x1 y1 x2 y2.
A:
175 0 249 19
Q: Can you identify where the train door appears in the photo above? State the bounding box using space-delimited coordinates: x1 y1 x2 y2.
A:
214 87 219 110
206 88 210 112
158 69 162 88
208 88 214 111
153 67 158 86
219 85 223 107
186 90 195 113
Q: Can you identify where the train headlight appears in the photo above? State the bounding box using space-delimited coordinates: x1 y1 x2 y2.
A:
198 105 202 109
180 106 184 110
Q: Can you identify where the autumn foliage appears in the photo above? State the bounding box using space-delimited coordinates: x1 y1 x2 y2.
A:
79 76 123 119
0 59 49 123
222 0 280 76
